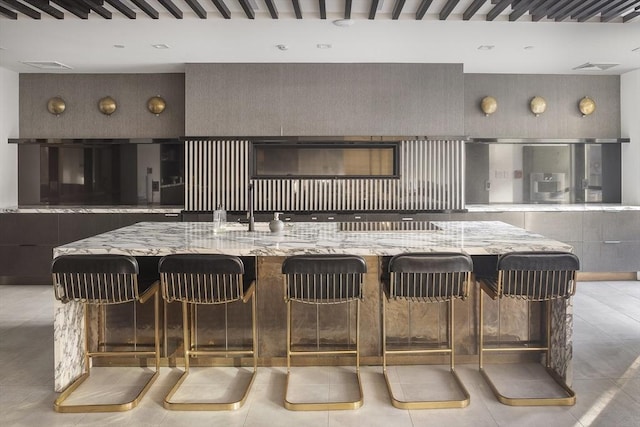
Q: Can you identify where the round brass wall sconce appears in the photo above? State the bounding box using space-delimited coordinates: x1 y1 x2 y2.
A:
47 96 66 116
530 96 547 117
147 96 166 115
98 96 117 116
579 96 596 117
480 96 498 116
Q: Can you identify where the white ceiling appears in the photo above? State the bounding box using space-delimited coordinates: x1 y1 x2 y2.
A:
1 0 639 75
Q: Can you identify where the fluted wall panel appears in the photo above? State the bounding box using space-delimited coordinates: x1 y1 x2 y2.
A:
185 139 465 212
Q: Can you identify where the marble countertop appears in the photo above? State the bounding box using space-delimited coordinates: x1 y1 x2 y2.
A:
0 206 183 213
466 204 640 212
53 220 573 258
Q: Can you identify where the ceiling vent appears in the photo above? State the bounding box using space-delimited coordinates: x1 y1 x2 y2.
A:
21 61 72 70
572 62 618 71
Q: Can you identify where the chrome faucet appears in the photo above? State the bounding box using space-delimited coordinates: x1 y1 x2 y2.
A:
247 183 255 232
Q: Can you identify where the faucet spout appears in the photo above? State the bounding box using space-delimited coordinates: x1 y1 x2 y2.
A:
247 183 255 232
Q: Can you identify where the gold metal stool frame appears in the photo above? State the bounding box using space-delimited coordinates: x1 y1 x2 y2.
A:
159 254 257 411
382 252 472 409
282 255 367 411
52 255 161 413
478 251 579 406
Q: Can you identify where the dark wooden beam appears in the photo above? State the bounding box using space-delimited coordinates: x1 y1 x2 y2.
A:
51 0 88 18
318 0 325 19
369 0 379 20
291 0 301 19
573 0 612 21
0 0 41 18
83 0 112 18
344 0 351 19
211 0 230 19
551 0 584 20
439 0 460 20
623 9 640 21
486 0 511 21
531 0 557 21
601 0 640 22
130 0 158 19
158 0 182 18
264 0 277 18
237 0 253 19
416 0 433 20
570 0 604 19
0 3 18 18
391 0 405 20
103 0 134 18
23 0 64 19
184 0 206 18
68 0 93 13
463 0 486 20
509 0 535 21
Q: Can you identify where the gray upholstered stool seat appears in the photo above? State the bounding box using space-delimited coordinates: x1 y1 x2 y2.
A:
51 254 160 413
381 252 472 409
281 254 366 411
158 254 257 411
478 251 579 406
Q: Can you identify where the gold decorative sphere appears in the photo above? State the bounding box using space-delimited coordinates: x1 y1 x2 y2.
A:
530 96 547 116
47 97 66 116
147 96 166 115
480 96 497 116
98 96 117 115
579 96 596 116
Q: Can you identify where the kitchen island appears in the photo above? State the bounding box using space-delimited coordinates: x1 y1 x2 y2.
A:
53 220 575 392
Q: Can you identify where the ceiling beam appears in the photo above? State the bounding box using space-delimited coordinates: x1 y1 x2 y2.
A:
601 0 640 22
369 0 379 20
23 0 64 19
554 0 587 20
184 0 206 18
104 0 134 18
570 0 604 19
546 0 574 17
416 0 433 19
83 0 112 18
531 0 557 21
237 0 253 18
0 3 18 18
130 0 158 18
0 0 41 18
292 0 301 19
391 0 405 20
50 0 88 18
318 0 325 19
463 0 486 20
158 0 182 18
344 0 351 19
573 0 612 21
440 0 460 20
623 9 639 21
486 0 511 21
67 0 91 12
264 0 277 18
211 0 230 18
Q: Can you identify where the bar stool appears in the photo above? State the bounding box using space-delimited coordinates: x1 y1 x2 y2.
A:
158 254 257 410
281 254 367 411
381 252 472 409
51 254 160 413
478 251 579 406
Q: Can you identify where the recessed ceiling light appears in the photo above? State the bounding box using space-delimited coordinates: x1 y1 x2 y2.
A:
524 46 535 50
477 45 495 51
317 44 332 49
633 47 640 53
573 62 619 71
113 44 125 49
276 44 289 51
333 19 354 27
152 44 170 49
21 61 72 70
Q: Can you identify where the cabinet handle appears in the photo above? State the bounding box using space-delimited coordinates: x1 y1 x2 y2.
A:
164 213 180 217
401 217 414 221
604 240 621 244
328 216 335 220
354 216 362 219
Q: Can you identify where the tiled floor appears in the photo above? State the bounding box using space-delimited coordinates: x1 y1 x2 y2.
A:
1 281 639 426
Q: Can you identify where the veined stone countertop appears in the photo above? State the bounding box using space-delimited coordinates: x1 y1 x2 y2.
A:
0 206 183 213
466 204 640 212
53 220 573 258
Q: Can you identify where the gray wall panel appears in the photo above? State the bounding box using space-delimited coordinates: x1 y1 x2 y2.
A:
19 74 185 138
465 74 620 138
185 63 464 137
